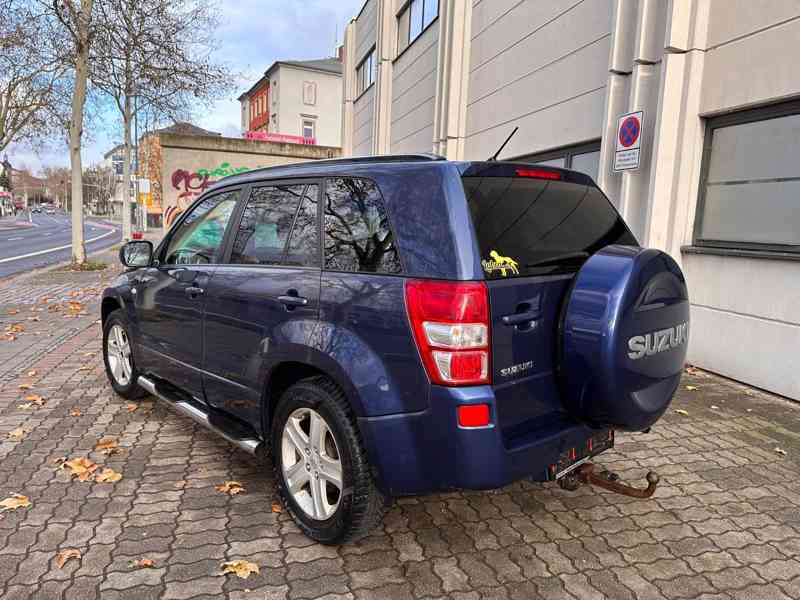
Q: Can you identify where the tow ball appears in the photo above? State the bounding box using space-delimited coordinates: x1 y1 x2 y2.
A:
558 463 660 499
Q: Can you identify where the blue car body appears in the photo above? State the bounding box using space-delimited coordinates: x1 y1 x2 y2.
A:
103 155 689 497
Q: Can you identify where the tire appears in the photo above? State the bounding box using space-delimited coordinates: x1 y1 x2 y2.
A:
271 376 388 544
103 309 147 400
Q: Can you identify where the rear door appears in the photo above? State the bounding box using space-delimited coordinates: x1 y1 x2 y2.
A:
461 166 637 438
202 180 322 427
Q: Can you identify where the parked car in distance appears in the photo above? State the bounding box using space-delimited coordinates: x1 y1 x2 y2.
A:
45 207 56 215
102 154 689 544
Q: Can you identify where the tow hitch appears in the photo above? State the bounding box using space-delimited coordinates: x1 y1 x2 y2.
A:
558 463 660 498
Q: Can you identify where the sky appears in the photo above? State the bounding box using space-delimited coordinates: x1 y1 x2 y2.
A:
8 0 365 175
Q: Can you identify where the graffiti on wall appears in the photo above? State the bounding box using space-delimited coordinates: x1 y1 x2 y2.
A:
167 162 263 227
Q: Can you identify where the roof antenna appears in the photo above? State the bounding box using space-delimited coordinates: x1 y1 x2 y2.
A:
488 127 518 162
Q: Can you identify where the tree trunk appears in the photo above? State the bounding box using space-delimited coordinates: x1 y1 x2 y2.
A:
69 0 93 265
122 92 133 240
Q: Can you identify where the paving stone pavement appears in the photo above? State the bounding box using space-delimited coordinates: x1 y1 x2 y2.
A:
1 256 800 599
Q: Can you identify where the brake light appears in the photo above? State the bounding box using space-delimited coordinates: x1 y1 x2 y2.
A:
405 280 490 386
515 168 562 180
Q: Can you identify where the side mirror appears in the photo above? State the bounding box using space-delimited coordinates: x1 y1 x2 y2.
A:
119 240 154 268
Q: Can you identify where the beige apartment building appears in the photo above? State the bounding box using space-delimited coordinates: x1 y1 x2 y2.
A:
342 0 800 401
239 58 343 147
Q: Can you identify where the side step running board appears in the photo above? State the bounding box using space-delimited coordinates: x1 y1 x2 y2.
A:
138 376 261 455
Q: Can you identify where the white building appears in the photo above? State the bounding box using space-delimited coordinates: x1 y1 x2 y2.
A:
342 0 800 401
239 58 344 147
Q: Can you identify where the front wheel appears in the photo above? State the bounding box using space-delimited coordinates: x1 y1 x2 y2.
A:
271 376 388 544
103 309 147 400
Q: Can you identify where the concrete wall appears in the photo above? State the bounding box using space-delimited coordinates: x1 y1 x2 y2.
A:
353 87 376 156
275 65 343 147
391 22 439 153
351 0 378 155
156 133 340 228
464 0 613 160
679 0 800 400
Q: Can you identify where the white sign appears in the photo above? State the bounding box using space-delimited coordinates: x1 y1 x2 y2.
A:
613 111 643 172
138 179 151 193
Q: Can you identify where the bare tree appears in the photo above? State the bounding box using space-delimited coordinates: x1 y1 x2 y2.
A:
91 0 232 240
35 0 98 264
0 0 68 153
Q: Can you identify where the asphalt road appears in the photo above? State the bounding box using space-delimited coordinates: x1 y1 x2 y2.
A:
0 212 122 278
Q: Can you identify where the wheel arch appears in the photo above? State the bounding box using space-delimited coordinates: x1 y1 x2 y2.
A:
262 360 365 436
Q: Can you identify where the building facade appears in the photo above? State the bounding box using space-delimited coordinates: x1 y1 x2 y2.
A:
138 126 340 231
342 0 800 401
238 58 344 147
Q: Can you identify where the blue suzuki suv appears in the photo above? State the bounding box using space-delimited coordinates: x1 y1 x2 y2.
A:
103 155 689 544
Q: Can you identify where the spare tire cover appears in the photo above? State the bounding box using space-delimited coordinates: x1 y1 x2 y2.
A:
561 245 689 432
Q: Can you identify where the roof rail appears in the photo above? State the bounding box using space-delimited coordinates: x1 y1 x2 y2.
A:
306 153 446 167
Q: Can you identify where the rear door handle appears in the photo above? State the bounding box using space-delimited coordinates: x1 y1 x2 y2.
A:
278 295 308 307
501 310 541 326
185 286 205 299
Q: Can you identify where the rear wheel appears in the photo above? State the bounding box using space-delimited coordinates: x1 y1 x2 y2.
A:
271 376 388 544
103 309 147 400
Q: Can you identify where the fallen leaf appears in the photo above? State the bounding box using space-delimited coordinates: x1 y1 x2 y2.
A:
746 408 753 413
685 385 699 391
83 352 96 358
6 324 24 334
24 394 46 406
126 403 138 413
775 447 787 456
79 366 92 371
131 558 155 569
221 560 259 579
710 405 719 410
18 383 32 390
6 309 19 315
70 408 82 417
27 316 40 322
55 548 81 568
0 494 31 512
674 409 689 416
62 457 98 482
95 468 123 483
94 437 119 455
173 480 187 489
271 502 282 513
215 481 246 496
8 428 27 440
26 369 37 377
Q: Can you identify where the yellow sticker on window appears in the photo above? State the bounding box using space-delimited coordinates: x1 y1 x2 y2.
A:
481 250 520 277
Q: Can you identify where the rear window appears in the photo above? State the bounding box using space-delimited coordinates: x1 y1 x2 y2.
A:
463 175 636 278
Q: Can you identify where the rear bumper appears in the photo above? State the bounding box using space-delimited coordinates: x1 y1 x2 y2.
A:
358 385 599 496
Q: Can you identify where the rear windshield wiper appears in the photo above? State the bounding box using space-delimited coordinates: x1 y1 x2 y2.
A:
525 251 589 268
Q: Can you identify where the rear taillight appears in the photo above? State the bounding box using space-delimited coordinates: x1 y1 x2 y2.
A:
405 280 491 386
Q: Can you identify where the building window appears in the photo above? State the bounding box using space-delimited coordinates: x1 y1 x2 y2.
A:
516 141 602 182
303 81 317 106
397 0 439 54
302 119 315 140
356 47 376 95
695 102 800 253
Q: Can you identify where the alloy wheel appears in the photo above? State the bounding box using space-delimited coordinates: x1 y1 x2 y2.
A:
281 407 343 520
107 324 133 386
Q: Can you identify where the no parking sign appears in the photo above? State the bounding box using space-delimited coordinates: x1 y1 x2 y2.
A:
614 111 643 171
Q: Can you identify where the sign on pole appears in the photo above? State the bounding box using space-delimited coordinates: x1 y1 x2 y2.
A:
613 111 643 171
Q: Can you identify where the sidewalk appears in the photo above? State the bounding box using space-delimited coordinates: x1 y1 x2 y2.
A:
1 253 800 599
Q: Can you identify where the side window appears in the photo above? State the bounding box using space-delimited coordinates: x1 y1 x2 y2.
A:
286 185 319 267
163 191 238 265
230 185 304 265
324 178 401 274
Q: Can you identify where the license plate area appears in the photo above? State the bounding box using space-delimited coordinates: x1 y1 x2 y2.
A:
548 429 614 480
